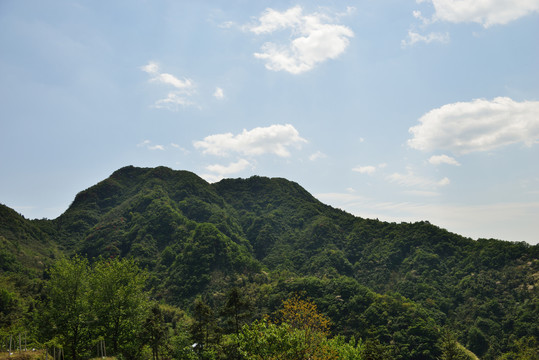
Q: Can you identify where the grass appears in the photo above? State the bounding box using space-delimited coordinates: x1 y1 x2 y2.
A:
0 351 117 360
0 350 46 360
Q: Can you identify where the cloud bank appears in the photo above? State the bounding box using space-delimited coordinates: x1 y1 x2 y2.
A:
408 97 539 154
247 6 354 74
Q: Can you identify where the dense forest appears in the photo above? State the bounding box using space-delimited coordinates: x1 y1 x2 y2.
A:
1 166 538 359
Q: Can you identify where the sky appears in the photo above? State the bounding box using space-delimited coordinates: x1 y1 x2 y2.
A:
1 1 538 245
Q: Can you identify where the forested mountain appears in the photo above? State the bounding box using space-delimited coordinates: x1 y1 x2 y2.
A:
1 166 538 359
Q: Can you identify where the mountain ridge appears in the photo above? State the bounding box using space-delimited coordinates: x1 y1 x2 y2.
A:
1 165 538 359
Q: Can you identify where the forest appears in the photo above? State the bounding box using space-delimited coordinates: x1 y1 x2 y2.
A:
0 165 538 359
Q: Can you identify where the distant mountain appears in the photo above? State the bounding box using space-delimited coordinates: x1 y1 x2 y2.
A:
1 165 538 359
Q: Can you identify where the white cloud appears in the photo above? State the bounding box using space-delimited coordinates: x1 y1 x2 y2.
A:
249 6 303 34
387 168 450 188
213 87 224 100
194 124 307 157
247 6 354 74
206 159 251 176
137 140 151 147
438 177 451 186
428 154 461 166
401 30 449 47
141 61 196 110
426 0 539 27
201 159 252 183
141 61 159 74
352 163 386 175
137 140 165 151
154 92 195 110
200 173 224 184
353 165 377 175
152 73 193 90
171 143 190 154
408 97 539 155
309 151 327 161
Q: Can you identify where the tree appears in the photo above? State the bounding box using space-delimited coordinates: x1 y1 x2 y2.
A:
42 256 90 360
190 297 219 356
89 257 149 359
235 295 345 360
220 287 252 335
278 294 330 335
142 304 167 360
439 330 471 360
467 326 488 357
235 319 364 360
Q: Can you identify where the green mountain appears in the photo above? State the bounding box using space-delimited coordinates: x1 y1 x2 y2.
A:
1 165 538 359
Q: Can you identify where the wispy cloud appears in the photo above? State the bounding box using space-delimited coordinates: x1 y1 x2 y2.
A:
353 165 377 175
408 97 539 155
213 87 224 100
309 151 327 161
137 140 165 151
352 163 386 175
387 168 450 189
193 124 307 157
141 61 196 110
428 154 461 166
246 6 354 74
401 30 449 47
171 143 190 154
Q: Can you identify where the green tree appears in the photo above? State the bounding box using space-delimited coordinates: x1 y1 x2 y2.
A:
89 257 149 359
142 304 167 360
190 297 219 356
221 287 252 335
439 330 471 360
42 256 90 360
467 326 488 357
499 336 539 360
235 319 364 360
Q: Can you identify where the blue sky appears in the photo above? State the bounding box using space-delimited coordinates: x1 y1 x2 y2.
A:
1 0 538 244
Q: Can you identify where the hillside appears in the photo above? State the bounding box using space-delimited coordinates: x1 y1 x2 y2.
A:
1 165 538 359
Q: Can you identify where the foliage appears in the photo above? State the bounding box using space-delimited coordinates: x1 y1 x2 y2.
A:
41 255 91 360
37 256 150 360
277 295 330 335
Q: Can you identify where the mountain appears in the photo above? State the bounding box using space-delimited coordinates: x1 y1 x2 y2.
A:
1 165 538 359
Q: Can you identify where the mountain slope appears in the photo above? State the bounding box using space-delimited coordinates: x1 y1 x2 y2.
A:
1 165 538 359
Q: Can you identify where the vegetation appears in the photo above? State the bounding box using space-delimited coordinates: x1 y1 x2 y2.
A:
1 165 538 359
